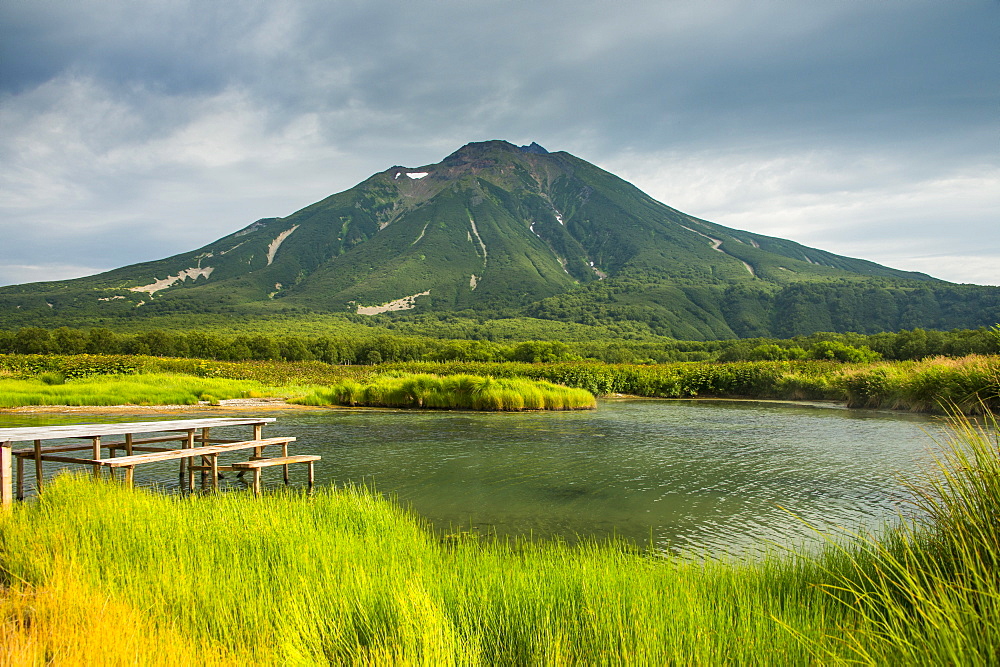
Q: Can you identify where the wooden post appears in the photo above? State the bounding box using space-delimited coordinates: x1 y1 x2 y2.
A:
307 460 315 494
124 466 134 488
33 440 44 492
1 443 12 509
210 455 219 492
91 436 101 479
16 455 24 501
189 429 208 491
282 440 290 485
253 422 263 459
122 433 133 484
181 431 194 493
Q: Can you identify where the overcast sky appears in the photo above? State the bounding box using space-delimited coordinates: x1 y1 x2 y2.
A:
2 1 997 288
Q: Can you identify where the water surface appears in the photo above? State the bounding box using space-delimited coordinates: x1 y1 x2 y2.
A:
2 399 942 555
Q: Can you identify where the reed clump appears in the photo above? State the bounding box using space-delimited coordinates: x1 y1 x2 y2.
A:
294 373 597 411
836 355 1000 413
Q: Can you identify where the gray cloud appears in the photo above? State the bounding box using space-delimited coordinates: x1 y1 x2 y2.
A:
2 1 998 287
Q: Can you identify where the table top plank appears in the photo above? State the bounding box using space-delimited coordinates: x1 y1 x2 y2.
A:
0 418 276 444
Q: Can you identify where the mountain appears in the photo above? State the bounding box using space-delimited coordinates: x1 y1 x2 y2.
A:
2 140 998 339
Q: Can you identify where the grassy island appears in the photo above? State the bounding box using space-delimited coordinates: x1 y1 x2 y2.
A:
294 373 597 411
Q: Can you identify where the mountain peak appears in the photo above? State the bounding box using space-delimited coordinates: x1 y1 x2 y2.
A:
443 140 549 162
519 142 549 154
444 140 516 160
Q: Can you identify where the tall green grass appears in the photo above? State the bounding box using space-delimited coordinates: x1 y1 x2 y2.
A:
294 373 597 411
815 406 1000 663
0 476 849 663
389 356 1000 414
3 352 998 413
838 355 1000 413
1 409 997 662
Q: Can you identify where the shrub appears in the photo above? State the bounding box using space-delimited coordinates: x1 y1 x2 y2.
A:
809 341 882 363
38 372 66 385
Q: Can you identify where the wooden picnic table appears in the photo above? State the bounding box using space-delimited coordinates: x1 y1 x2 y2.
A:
0 418 277 507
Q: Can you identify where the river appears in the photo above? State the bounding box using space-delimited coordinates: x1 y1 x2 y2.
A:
3 399 943 555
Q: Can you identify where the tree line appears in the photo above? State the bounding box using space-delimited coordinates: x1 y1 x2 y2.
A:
0 325 996 366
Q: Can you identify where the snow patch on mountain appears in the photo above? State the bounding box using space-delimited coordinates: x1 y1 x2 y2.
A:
130 266 215 294
412 223 429 245
468 215 487 265
266 225 299 266
234 218 274 238
680 225 755 277
356 290 431 315
219 240 247 255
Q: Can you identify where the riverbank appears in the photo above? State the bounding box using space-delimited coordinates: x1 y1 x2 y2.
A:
0 396 306 414
1 353 997 414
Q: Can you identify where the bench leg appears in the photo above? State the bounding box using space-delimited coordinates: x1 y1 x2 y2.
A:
124 466 134 488
210 455 219 493
16 455 24 501
91 436 101 479
252 469 262 496
33 440 45 493
307 461 315 495
282 441 289 485
1 446 11 509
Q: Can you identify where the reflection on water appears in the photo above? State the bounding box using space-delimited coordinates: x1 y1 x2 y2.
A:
2 400 942 555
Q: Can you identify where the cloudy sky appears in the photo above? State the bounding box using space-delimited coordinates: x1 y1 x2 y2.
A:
2 1 997 287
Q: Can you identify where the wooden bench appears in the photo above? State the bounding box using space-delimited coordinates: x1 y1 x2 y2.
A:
48 437 297 492
1 418 277 505
231 455 321 495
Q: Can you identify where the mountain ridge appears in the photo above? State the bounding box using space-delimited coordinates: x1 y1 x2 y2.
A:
2 140 997 339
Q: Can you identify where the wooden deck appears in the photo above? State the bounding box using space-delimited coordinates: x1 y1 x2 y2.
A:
0 417 319 507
